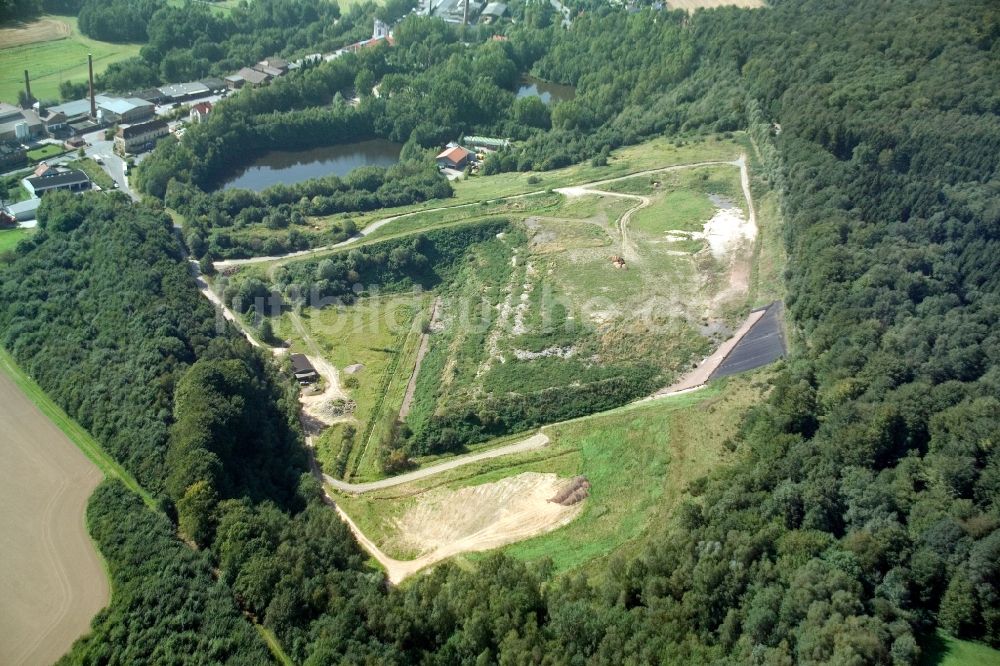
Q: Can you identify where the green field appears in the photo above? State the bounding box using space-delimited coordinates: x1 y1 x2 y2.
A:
921 631 1000 666
0 16 142 104
272 293 429 481
0 228 32 253
337 371 771 574
26 144 66 162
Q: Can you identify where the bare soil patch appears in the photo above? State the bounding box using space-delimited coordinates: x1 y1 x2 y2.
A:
0 17 71 49
392 471 582 558
0 368 108 666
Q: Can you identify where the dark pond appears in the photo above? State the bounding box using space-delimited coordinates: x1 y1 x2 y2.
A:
515 75 576 105
221 139 402 191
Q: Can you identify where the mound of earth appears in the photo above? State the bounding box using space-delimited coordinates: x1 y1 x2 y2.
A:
392 472 582 558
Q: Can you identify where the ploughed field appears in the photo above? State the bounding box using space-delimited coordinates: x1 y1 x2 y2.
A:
0 363 108 665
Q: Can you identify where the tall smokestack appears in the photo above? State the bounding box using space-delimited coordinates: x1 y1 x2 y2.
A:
463 0 468 25
23 70 32 105
88 54 96 118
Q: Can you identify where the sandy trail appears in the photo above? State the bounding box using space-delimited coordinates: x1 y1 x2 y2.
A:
399 297 441 420
326 432 550 494
0 368 108 666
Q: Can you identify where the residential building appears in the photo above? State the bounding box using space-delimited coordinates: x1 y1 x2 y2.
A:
115 119 169 155
189 101 213 123
25 169 90 196
436 145 473 169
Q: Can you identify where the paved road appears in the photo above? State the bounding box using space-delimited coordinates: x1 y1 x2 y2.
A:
326 432 550 494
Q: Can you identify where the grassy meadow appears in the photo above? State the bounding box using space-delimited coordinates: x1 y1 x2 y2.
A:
0 15 142 104
272 293 429 481
0 228 32 253
336 370 772 574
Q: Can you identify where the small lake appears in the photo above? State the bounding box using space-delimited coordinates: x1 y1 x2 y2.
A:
516 75 576 105
221 139 403 192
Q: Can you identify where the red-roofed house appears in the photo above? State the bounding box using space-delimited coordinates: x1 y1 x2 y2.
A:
436 145 473 169
189 101 213 123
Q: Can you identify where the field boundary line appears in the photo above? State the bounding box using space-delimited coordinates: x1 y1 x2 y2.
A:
0 346 156 509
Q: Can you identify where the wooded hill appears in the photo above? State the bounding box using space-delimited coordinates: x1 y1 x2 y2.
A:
0 0 997 663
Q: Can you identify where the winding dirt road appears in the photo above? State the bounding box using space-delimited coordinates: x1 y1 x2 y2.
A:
326 432 550 494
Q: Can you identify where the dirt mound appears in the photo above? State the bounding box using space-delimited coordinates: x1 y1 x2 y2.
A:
393 472 582 557
549 475 590 505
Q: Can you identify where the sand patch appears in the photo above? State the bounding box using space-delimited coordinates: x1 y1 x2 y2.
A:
393 472 582 558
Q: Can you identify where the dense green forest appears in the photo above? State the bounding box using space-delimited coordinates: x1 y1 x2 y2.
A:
1 0 998 663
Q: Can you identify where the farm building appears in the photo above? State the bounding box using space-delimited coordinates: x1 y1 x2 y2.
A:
436 145 473 169
290 354 319 384
25 169 90 197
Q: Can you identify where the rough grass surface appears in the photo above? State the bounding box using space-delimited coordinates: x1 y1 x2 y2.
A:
0 15 142 104
338 372 772 576
919 631 1000 666
0 228 31 253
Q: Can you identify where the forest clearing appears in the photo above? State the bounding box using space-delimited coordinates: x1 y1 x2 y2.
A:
0 362 108 665
210 137 788 580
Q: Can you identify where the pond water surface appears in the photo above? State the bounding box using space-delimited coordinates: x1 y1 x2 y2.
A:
221 139 402 192
516 75 576 105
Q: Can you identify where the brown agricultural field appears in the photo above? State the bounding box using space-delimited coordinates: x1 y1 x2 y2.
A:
0 17 71 49
0 368 108 666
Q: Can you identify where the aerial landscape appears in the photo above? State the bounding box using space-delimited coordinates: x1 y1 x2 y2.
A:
0 0 997 664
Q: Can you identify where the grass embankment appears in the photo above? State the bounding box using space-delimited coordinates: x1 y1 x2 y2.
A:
26 144 67 162
2 169 33 203
0 347 155 509
0 228 32 253
71 158 116 190
0 15 142 104
273 293 428 481
920 631 1000 666
337 371 770 574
